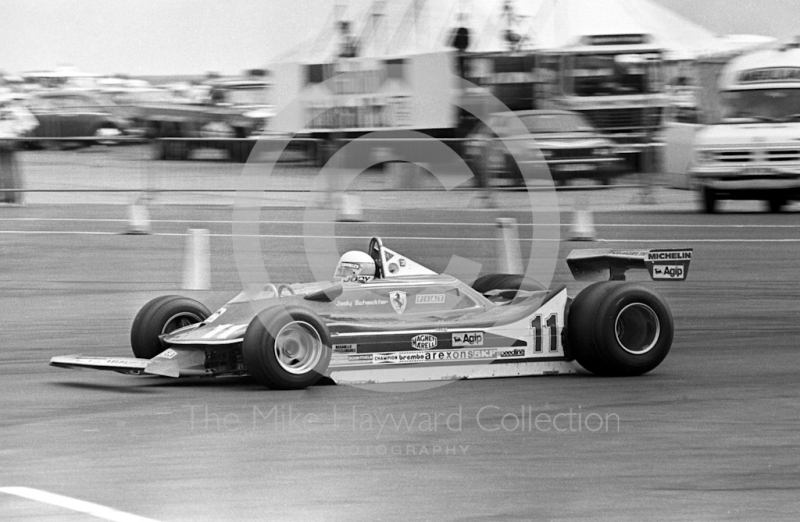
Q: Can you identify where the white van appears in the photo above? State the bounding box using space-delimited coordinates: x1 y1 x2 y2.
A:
690 43 800 212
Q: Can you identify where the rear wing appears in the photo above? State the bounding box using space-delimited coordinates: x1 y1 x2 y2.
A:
566 249 692 282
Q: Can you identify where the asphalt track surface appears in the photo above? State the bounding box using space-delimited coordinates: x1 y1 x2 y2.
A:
2 150 800 521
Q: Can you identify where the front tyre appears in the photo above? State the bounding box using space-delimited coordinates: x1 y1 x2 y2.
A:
130 295 210 359
568 282 673 376
242 306 331 390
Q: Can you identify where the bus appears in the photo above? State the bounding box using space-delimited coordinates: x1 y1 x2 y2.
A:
534 33 667 170
690 41 800 213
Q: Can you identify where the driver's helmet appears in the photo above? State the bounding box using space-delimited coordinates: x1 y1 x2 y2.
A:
334 251 375 283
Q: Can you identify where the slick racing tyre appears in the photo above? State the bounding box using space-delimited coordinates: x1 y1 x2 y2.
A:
472 274 546 301
242 306 331 390
130 295 211 359
567 282 673 376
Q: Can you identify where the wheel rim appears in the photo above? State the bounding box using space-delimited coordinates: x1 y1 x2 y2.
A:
161 312 203 335
274 321 323 375
614 303 660 355
95 127 121 144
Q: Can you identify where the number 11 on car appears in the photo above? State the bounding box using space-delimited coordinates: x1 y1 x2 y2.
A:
531 313 560 353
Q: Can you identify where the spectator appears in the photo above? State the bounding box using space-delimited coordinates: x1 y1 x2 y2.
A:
0 91 38 204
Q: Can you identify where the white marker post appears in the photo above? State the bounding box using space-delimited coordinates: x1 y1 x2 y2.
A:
182 228 210 290
495 217 523 275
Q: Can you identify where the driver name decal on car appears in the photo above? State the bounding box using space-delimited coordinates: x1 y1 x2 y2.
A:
344 275 372 283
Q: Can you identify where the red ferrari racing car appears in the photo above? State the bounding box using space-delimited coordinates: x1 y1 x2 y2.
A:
51 237 692 389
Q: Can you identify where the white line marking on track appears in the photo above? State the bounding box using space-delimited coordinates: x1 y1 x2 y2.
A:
2 217 800 228
1 230 800 242
0 487 162 522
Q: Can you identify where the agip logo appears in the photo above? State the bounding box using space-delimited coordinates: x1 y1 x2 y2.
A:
652 265 684 279
411 334 438 350
452 332 484 347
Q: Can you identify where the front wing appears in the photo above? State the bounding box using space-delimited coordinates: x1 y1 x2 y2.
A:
50 346 208 378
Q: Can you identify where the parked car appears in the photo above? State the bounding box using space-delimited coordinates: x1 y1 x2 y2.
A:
22 91 131 147
464 109 623 186
133 78 273 161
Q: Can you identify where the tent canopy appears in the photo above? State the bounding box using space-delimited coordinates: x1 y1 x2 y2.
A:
273 0 772 64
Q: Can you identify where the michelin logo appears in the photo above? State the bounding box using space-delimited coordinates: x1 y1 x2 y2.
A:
647 251 691 261
452 332 484 347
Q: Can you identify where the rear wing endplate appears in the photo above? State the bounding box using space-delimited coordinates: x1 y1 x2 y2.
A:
566 249 692 282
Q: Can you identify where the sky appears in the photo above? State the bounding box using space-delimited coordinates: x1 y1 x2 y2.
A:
1 0 798 76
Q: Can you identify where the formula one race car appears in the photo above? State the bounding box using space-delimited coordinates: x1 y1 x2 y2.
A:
50 237 692 389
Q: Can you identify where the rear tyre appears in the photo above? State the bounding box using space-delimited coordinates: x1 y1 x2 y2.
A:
567 282 673 376
130 295 210 359
242 306 331 390
702 187 717 214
